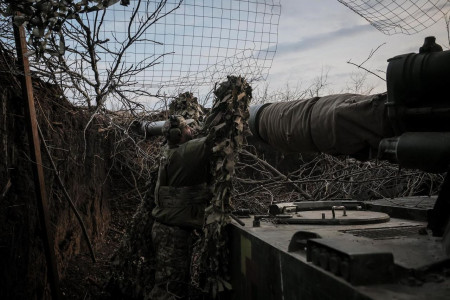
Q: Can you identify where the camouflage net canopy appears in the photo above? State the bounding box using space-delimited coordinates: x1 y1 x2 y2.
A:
1 0 280 107
75 0 279 87
338 0 450 35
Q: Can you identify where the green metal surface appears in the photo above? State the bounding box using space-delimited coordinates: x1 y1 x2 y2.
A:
229 197 450 300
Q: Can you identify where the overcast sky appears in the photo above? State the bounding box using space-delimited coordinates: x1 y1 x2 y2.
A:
262 0 450 96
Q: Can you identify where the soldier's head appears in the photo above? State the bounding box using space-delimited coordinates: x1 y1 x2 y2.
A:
162 115 193 146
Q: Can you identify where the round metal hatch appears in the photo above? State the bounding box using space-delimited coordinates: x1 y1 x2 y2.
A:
276 210 390 225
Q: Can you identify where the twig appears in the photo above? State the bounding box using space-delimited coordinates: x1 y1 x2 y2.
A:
83 105 102 162
347 60 386 81
347 43 386 81
38 124 97 263
1 179 12 199
444 12 450 48
240 149 312 200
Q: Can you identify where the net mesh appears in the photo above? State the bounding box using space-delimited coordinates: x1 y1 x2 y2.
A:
338 0 450 35
1 1 449 107
59 0 281 100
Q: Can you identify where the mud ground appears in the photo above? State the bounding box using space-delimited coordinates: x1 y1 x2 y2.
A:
60 196 140 299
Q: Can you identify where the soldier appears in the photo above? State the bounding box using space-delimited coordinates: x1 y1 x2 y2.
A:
149 115 213 300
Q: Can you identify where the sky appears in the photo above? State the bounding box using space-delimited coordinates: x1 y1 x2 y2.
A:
262 0 450 97
52 0 450 108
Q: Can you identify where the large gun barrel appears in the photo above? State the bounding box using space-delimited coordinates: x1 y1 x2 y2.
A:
140 38 450 172
248 93 390 158
248 37 450 172
247 37 450 243
139 120 166 136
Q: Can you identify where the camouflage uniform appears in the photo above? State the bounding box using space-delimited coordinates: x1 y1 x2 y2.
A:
149 221 195 300
150 120 212 300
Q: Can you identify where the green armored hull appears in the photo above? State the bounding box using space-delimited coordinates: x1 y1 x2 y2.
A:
230 197 450 300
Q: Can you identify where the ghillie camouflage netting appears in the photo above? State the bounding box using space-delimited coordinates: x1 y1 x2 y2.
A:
193 76 252 297
168 91 205 135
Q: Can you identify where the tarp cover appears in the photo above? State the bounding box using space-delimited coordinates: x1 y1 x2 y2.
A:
258 93 392 156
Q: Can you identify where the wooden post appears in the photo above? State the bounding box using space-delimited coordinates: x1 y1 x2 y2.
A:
13 21 61 300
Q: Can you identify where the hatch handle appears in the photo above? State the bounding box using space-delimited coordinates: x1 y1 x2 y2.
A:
332 206 347 219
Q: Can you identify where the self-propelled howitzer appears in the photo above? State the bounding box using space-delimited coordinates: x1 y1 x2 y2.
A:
140 37 450 299
248 37 450 173
230 37 450 300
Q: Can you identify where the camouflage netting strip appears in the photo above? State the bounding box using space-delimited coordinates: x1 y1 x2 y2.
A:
168 92 204 121
5 0 127 57
168 91 205 135
193 76 252 297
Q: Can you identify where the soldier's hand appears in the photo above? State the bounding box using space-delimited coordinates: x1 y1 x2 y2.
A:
130 120 142 133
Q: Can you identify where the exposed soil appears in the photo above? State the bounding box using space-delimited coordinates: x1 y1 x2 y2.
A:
0 47 147 299
60 196 140 299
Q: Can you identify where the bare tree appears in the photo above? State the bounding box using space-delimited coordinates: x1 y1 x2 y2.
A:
307 66 330 98
345 71 375 95
347 43 386 82
233 147 444 213
252 79 323 104
30 0 182 111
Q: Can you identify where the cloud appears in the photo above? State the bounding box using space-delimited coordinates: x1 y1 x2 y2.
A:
258 0 450 98
273 24 373 55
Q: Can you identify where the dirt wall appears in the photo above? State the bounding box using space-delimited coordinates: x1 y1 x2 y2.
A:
0 53 114 300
